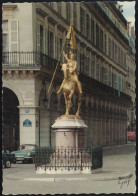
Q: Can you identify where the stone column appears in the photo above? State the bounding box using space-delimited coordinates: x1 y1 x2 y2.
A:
97 112 102 146
110 114 113 145
112 114 115 145
18 106 39 145
102 113 106 146
118 116 121 144
100 112 103 145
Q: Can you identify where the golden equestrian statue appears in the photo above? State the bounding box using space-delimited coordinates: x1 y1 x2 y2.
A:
48 25 82 119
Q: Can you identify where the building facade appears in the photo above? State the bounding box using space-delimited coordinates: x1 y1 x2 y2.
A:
2 2 135 151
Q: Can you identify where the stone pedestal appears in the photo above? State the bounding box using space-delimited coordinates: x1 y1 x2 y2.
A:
36 116 102 174
51 117 88 148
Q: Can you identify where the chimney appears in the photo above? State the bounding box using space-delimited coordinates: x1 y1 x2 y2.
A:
131 27 135 41
127 22 131 35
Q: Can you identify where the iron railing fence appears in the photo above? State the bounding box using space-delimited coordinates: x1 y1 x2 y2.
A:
2 52 62 74
35 146 103 171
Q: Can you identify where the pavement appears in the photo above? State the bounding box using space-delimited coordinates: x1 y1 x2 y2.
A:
5 143 136 182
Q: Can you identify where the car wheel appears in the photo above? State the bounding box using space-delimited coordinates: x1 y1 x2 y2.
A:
5 160 11 168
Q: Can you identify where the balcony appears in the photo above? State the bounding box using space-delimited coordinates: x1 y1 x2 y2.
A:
2 52 62 74
79 73 132 104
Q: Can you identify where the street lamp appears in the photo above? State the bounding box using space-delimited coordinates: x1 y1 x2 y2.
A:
53 97 59 107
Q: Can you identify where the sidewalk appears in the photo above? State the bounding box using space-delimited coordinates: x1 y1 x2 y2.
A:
5 143 135 182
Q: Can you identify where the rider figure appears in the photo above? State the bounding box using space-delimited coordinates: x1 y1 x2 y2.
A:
57 50 82 94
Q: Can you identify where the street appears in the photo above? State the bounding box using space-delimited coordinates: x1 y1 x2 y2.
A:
2 143 136 194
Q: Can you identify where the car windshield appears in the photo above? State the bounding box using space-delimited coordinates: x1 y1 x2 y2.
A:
18 145 35 150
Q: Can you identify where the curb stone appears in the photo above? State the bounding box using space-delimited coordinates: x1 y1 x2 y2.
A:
5 172 133 182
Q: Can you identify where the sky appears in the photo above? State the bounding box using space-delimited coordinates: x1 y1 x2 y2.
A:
118 1 135 26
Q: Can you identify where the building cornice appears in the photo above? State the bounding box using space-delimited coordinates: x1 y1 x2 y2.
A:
2 3 17 10
105 2 127 29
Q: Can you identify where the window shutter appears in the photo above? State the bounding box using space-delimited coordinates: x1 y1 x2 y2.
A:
103 68 108 84
113 73 118 90
9 19 19 65
37 22 40 52
9 19 18 52
118 75 122 92
43 28 46 54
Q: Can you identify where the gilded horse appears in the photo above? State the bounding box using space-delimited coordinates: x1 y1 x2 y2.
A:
57 63 82 116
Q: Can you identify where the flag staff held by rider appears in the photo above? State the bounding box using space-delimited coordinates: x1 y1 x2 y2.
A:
48 24 75 93
48 24 82 117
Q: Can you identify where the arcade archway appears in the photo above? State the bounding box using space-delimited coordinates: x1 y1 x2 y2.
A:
3 87 19 151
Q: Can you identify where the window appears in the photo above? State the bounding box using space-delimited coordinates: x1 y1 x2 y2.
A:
86 14 90 39
118 46 120 65
112 41 114 60
115 43 117 62
80 7 85 35
100 29 103 51
40 25 44 53
3 34 9 52
91 58 95 78
57 2 61 14
66 3 70 22
121 49 123 67
80 53 85 73
124 53 126 68
103 67 108 84
73 3 77 28
109 38 111 57
3 20 19 54
96 24 99 48
2 21 8 33
2 19 19 64
96 60 99 80
91 19 95 44
37 23 45 53
85 55 89 75
104 33 107 53
48 31 54 58
112 73 118 90
57 37 62 59
118 75 122 92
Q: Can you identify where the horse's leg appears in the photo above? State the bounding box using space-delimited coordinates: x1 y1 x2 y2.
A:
67 90 74 114
76 92 81 116
63 92 68 115
57 80 64 94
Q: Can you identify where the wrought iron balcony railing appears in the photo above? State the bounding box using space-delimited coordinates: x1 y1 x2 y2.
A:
2 51 62 73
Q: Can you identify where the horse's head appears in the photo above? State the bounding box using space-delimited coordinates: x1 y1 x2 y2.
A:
61 63 68 79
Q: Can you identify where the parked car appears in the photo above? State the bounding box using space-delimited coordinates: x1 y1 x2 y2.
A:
2 147 15 168
128 131 136 142
11 144 37 163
